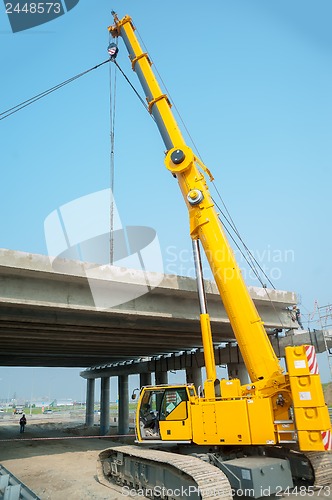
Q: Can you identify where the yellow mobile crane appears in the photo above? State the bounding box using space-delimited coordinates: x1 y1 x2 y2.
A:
98 13 332 498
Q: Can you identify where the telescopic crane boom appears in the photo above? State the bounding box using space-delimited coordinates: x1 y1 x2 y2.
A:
109 13 283 388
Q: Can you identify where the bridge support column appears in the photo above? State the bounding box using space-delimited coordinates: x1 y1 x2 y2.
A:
140 372 152 387
227 362 249 385
118 375 129 435
85 378 95 427
155 371 168 385
100 376 110 435
186 366 202 392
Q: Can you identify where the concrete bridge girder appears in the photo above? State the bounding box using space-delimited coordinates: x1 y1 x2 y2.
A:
0 249 297 367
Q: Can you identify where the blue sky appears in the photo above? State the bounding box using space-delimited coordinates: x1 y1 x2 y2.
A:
0 0 332 398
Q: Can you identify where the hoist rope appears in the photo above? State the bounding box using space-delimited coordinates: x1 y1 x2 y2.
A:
112 59 154 119
212 198 266 285
213 197 286 329
109 39 118 266
212 182 274 284
213 194 289 328
212 195 275 290
0 59 110 121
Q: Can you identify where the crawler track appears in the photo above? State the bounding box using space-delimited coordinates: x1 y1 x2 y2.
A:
97 445 233 499
304 451 332 487
98 446 332 498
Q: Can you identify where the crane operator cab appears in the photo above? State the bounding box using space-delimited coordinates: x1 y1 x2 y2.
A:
137 385 196 442
140 401 159 438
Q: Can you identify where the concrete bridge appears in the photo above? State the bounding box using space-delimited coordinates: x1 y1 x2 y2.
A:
3 248 319 435
0 248 296 367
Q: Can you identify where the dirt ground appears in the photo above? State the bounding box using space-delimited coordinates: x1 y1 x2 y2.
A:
0 413 127 499
0 412 331 499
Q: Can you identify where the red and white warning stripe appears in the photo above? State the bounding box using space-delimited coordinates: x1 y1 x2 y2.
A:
322 430 332 451
305 345 319 375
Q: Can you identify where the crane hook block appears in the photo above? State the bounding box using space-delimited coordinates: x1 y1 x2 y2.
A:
108 43 119 60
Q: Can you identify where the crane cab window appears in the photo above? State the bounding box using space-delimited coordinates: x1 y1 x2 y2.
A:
160 388 188 421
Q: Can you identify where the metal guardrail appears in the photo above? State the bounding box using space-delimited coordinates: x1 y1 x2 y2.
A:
0 465 40 500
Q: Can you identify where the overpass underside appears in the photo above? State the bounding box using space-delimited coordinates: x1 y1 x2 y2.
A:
0 249 297 368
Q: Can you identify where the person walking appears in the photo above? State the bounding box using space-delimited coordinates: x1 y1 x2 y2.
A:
19 414 27 433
